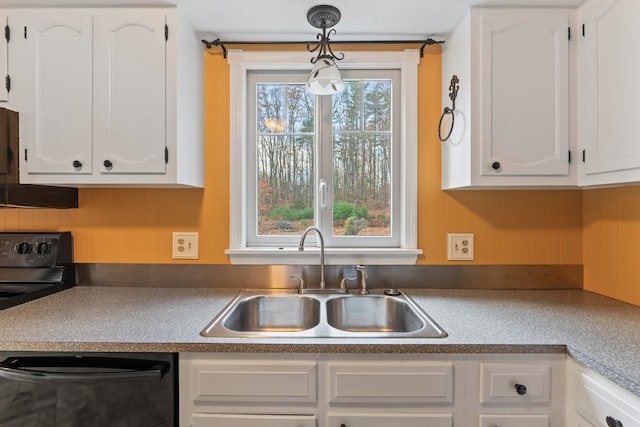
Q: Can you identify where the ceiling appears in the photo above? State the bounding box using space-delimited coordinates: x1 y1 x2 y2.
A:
0 0 589 41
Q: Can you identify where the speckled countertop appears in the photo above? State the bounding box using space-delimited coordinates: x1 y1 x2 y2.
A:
0 287 638 397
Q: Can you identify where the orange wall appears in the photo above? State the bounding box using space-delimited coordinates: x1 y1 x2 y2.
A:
583 187 640 306
0 48 583 267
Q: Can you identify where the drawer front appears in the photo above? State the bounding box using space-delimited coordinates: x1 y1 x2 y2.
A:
575 371 640 427
479 414 548 427
328 361 453 404
192 414 316 427
480 362 551 404
190 360 317 404
328 412 452 427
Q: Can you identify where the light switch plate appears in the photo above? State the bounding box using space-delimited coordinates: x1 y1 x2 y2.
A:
448 233 474 260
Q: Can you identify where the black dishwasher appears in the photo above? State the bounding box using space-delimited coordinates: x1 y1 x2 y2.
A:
0 352 177 427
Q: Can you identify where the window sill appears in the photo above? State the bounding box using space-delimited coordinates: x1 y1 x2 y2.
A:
225 248 422 265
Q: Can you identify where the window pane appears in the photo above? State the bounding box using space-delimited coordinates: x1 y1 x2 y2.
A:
332 79 392 237
256 83 315 236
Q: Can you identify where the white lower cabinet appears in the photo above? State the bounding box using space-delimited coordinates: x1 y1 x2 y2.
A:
327 413 451 427
475 357 565 427
191 414 316 427
567 358 640 427
479 414 549 427
179 353 568 427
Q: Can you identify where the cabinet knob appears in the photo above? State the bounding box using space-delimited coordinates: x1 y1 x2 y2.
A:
72 160 82 169
491 161 501 170
514 383 527 395
606 416 624 427
104 159 113 169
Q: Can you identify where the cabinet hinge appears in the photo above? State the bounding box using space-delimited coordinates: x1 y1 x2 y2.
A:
165 24 168 42
165 147 169 164
5 75 10 93
24 148 27 162
582 149 586 163
4 25 9 42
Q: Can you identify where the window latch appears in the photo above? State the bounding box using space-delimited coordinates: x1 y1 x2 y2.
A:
319 179 328 209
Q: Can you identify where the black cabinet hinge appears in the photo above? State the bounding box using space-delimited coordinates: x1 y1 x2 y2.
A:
4 25 9 42
165 24 168 41
5 75 10 93
582 149 586 163
165 147 169 164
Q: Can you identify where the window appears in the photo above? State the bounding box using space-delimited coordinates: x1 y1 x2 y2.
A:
226 50 421 265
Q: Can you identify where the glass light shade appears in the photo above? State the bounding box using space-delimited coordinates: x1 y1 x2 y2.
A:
306 58 345 95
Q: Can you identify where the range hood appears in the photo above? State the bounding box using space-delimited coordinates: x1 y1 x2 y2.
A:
0 107 78 208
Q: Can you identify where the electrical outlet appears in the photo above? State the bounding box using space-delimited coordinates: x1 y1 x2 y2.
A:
172 232 199 259
448 233 474 260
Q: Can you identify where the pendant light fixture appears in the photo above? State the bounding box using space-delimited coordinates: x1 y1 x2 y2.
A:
305 5 345 95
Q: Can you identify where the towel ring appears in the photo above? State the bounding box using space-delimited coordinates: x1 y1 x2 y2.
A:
438 75 459 142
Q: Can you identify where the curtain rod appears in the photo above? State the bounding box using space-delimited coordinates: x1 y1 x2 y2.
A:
201 38 444 59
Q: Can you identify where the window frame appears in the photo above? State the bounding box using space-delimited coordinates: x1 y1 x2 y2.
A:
226 49 421 265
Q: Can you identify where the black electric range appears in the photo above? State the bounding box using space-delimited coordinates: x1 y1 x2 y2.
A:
0 232 74 310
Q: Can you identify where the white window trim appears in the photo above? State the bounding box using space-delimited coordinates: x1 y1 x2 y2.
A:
225 49 422 265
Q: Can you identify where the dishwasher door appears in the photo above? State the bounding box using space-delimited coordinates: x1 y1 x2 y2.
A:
0 352 176 427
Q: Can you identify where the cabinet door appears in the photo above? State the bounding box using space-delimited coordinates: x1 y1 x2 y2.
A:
0 14 7 102
18 11 93 174
328 413 451 427
93 10 167 175
478 11 569 176
192 414 316 427
479 414 548 427
579 0 640 180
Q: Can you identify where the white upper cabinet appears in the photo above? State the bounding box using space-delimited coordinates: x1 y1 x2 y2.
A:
93 11 167 175
12 7 203 187
0 14 8 102
577 0 640 187
441 8 575 189
14 11 94 175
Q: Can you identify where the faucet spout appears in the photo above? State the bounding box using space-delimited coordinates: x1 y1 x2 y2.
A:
298 226 326 289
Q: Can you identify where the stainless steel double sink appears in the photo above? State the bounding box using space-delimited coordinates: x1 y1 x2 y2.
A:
200 289 447 339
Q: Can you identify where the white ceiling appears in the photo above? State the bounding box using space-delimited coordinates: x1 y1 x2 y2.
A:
0 0 589 41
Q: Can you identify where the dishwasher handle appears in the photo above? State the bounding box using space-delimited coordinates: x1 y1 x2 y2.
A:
0 356 170 385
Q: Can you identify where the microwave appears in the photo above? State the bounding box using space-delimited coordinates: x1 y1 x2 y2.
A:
0 107 77 208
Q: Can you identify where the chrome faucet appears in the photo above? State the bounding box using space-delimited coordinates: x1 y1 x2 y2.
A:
298 226 326 290
355 264 369 295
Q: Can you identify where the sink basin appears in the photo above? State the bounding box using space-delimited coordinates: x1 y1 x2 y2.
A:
201 289 447 339
326 295 424 333
223 295 321 332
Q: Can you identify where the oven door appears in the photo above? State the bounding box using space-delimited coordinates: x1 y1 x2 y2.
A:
0 352 176 427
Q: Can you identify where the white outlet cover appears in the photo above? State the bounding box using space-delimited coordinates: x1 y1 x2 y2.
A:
173 232 199 259
448 233 474 261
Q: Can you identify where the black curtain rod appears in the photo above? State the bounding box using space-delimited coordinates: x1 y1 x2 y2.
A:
201 38 444 58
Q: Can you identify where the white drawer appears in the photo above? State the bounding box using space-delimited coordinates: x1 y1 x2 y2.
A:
328 412 452 427
328 361 453 404
189 360 317 404
480 362 551 404
479 414 548 427
574 370 640 427
192 414 316 427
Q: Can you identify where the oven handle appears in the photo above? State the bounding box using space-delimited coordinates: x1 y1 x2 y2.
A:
0 356 170 384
